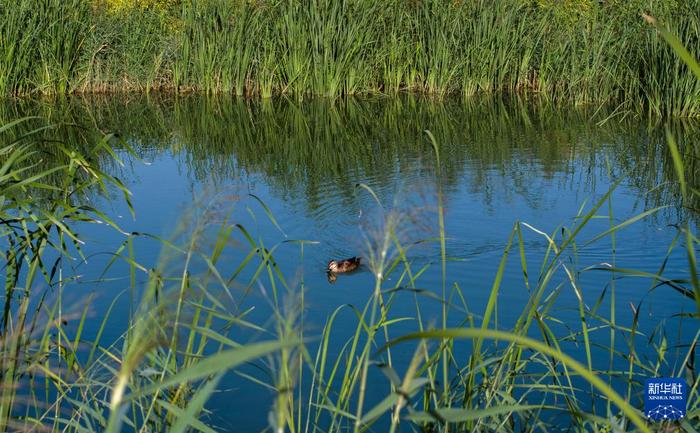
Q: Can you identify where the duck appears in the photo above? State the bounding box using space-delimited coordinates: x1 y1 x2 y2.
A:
327 257 361 273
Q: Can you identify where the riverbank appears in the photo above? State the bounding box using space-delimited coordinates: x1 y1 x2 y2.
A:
1 0 699 116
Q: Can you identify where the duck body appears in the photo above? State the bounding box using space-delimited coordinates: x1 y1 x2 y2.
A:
327 257 361 273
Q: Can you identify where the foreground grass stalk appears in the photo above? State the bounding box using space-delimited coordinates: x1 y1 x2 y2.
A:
383 328 653 433
426 130 450 413
353 245 390 432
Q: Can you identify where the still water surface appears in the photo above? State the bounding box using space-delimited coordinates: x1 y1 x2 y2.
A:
6 96 697 430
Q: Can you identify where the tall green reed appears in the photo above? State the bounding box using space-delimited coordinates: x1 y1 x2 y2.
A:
0 108 698 432
0 118 132 431
83 4 175 92
2 0 700 117
0 119 298 432
0 0 89 94
646 12 700 314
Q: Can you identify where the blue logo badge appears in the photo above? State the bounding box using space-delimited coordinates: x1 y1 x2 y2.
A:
645 378 686 421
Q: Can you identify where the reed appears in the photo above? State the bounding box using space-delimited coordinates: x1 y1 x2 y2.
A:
1 0 700 116
0 10 698 432
0 111 697 432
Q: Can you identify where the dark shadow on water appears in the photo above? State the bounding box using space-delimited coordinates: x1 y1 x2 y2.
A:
2 94 699 224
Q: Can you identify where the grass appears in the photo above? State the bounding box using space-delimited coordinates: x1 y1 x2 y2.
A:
1 0 700 117
0 9 698 432
0 110 697 433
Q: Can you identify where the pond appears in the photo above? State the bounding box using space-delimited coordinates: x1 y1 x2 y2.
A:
3 96 697 431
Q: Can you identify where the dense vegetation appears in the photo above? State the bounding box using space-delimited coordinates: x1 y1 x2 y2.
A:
0 100 698 432
0 3 698 433
1 0 700 116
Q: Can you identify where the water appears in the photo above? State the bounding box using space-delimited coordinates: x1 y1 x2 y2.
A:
3 96 697 430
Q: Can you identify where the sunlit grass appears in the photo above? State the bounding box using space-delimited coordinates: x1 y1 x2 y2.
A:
1 0 700 116
0 115 697 432
0 10 698 431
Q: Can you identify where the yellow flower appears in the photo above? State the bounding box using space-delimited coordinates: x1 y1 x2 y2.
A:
102 0 178 13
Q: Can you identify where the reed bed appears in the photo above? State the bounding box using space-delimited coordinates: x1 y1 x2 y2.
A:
0 11 697 433
1 0 700 116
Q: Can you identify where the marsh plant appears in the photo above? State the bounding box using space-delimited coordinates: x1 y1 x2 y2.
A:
0 7 698 433
1 0 700 116
0 111 697 433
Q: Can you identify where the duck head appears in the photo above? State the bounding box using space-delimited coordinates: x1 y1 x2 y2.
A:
327 260 339 272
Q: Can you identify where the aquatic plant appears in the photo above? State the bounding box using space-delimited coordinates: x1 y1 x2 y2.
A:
1 0 700 117
0 10 698 431
0 113 697 432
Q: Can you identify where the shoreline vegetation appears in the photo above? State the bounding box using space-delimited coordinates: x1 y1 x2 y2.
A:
0 3 698 433
0 115 697 432
1 0 700 117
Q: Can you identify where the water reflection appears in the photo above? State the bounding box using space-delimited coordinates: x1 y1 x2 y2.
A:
2 95 697 431
2 95 698 224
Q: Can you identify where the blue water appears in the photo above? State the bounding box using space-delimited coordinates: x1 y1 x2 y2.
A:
11 96 697 431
